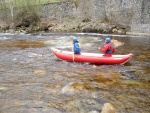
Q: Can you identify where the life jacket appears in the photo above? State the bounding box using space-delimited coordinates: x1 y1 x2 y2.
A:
73 42 80 54
106 44 113 54
105 43 115 55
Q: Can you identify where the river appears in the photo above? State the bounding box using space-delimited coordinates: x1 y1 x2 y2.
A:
0 32 149 113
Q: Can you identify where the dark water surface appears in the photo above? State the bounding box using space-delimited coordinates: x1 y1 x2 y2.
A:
0 33 149 113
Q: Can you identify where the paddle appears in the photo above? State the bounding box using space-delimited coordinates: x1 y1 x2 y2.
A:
72 46 75 61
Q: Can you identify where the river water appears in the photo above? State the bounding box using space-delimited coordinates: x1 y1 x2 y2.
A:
0 32 149 113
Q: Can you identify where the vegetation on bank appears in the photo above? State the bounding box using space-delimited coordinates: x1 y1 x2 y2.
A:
0 0 66 28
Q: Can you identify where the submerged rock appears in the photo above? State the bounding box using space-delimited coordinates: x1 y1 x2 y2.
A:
89 110 99 113
66 99 102 112
120 71 138 79
61 82 85 95
61 82 75 94
101 103 116 113
0 87 8 91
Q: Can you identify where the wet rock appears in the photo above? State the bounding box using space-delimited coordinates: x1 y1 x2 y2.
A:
34 69 46 75
0 87 8 91
89 110 99 113
66 99 102 112
61 82 85 94
101 103 116 113
112 28 118 34
117 29 126 34
120 71 138 79
61 82 75 94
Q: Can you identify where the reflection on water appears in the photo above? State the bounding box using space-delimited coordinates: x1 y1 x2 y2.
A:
0 33 149 113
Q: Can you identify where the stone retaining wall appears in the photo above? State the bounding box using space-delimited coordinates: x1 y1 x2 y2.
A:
131 24 150 33
40 2 75 21
0 0 149 34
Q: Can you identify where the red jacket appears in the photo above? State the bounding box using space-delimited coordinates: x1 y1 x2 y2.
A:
99 43 116 56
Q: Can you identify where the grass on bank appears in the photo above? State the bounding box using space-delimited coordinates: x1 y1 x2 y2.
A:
0 0 67 9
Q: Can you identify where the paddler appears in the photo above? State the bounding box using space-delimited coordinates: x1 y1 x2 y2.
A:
72 36 81 54
98 37 116 57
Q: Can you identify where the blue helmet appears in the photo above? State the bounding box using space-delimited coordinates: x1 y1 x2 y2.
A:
72 37 78 41
105 37 111 43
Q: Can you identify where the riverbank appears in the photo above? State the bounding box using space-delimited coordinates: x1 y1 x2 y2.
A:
0 20 136 35
1 21 150 36
0 0 150 36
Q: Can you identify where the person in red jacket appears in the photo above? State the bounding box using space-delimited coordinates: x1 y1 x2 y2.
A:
98 37 116 57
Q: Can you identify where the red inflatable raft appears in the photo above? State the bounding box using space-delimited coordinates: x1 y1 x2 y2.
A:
51 48 133 65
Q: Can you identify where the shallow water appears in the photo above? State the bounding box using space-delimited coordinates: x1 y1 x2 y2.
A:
0 32 149 113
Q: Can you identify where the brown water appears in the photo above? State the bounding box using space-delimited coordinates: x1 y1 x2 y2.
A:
0 33 149 113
